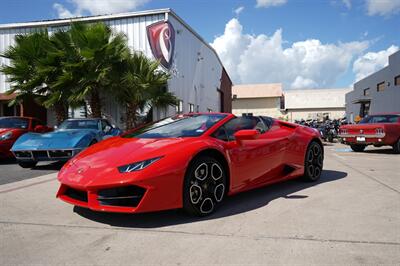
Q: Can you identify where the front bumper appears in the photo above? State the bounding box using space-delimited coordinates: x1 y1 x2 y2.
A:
56 170 184 213
12 149 82 161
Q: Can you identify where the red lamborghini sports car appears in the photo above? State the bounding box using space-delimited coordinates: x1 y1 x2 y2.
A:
57 113 323 216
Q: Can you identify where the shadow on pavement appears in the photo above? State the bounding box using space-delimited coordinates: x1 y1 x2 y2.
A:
32 161 65 171
364 148 396 155
74 169 347 228
0 158 16 165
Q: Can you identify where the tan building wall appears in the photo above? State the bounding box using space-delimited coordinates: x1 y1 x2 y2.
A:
286 108 346 122
232 97 282 118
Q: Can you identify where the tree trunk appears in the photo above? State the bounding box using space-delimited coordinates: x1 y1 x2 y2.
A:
125 102 138 130
54 102 67 125
89 89 102 118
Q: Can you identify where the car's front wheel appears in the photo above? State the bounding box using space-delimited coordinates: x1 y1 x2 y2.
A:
18 161 37 168
303 141 323 182
350 144 366 152
183 156 227 216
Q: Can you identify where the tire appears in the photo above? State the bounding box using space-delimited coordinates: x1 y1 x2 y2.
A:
303 141 323 182
393 139 400 154
350 144 366 152
18 161 37 168
183 156 227 216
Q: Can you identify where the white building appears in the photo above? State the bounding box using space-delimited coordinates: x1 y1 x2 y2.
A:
0 9 232 127
284 88 351 122
232 83 283 118
345 50 400 122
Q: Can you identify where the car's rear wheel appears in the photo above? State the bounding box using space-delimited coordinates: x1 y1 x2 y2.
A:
183 156 227 216
18 161 37 168
350 144 366 152
303 141 323 182
393 139 400 154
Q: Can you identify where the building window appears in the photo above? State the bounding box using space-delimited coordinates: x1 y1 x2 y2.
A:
176 100 183 113
377 82 385 92
363 88 370 96
188 103 194 113
360 102 370 117
395 75 400 86
196 105 200 112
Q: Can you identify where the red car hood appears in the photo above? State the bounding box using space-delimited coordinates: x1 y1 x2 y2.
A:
59 136 193 187
0 128 20 134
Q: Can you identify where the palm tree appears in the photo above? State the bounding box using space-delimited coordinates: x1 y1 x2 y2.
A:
0 31 49 110
57 22 129 118
116 52 177 129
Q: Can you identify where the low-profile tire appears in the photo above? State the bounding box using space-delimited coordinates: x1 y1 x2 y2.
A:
393 139 400 154
183 156 227 217
303 141 323 182
18 161 37 168
350 144 366 152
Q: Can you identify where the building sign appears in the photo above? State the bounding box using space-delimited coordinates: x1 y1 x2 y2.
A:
147 21 175 69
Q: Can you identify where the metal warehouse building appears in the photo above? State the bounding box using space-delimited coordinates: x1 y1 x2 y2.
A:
0 8 232 128
345 50 400 123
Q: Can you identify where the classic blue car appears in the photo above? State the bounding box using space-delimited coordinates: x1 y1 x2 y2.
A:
11 118 121 168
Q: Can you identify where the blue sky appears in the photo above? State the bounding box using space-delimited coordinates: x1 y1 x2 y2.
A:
0 0 399 89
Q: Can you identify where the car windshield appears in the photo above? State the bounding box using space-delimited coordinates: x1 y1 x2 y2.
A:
123 114 227 139
0 117 29 129
359 115 399 124
58 120 99 130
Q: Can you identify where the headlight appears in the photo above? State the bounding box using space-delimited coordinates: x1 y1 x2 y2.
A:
0 131 12 140
118 156 163 173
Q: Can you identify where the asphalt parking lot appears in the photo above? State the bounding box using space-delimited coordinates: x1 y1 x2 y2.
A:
0 142 399 265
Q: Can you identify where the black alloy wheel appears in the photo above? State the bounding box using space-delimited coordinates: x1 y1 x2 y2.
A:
303 142 323 182
183 156 227 216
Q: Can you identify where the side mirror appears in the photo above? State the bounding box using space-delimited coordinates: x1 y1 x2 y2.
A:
34 125 45 133
234 129 260 141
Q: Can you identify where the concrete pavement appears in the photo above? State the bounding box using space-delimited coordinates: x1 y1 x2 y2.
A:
0 143 399 265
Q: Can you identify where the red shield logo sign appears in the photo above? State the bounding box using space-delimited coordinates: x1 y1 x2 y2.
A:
147 21 175 69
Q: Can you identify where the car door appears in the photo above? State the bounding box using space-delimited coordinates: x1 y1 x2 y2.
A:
213 116 287 192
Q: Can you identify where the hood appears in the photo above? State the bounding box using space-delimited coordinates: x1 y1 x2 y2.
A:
59 136 195 187
0 128 22 135
72 136 189 168
11 129 96 151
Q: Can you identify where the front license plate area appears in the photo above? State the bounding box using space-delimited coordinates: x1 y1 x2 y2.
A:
356 136 366 142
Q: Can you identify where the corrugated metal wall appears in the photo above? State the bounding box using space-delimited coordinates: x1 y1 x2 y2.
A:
0 12 228 128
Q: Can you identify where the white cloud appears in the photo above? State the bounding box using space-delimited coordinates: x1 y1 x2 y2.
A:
53 3 76 18
54 0 150 18
211 18 369 89
234 6 245 16
353 45 399 82
342 0 352 9
366 0 400 16
256 0 287 8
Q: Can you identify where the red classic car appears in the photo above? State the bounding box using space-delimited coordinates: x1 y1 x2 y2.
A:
339 113 400 153
0 116 52 158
